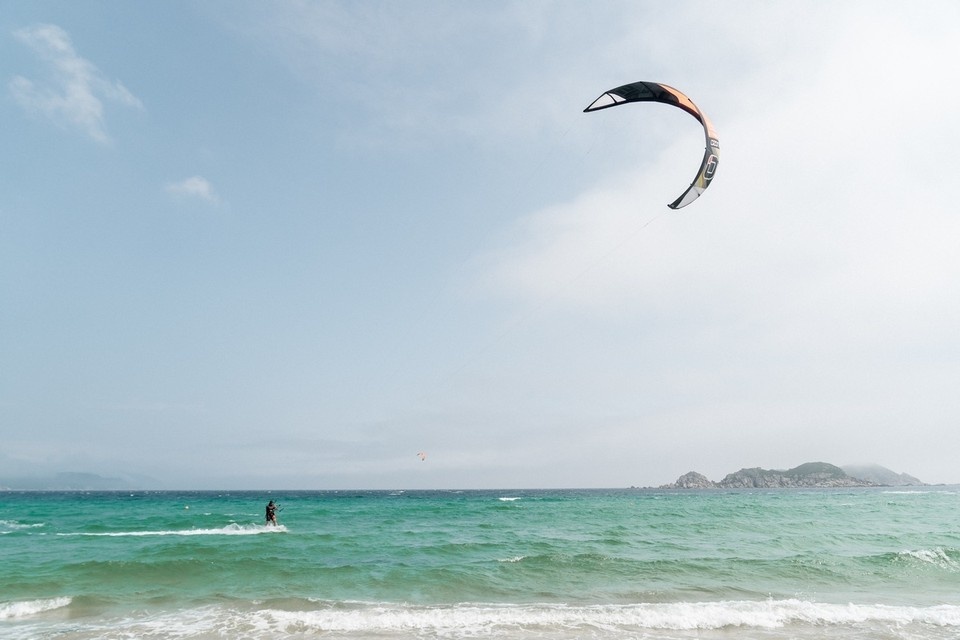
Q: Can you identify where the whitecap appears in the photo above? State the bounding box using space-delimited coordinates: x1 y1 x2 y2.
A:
57 524 288 537
0 520 44 531
231 599 960 634
0 597 72 620
7 600 960 638
899 548 960 570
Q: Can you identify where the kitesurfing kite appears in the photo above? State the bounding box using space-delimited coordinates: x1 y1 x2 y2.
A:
417 452 427 462
584 81 719 209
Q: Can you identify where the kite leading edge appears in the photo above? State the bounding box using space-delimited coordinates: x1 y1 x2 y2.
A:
584 81 719 209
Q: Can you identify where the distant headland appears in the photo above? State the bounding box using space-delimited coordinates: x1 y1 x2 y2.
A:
0 472 157 491
656 462 924 489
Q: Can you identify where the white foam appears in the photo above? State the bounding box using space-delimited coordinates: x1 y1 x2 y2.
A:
56 523 288 537
235 600 960 633
0 597 71 620
7 600 960 639
498 497 521 502
899 548 960 570
0 520 44 530
499 555 526 563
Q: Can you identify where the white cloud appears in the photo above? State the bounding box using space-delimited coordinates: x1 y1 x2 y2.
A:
165 176 221 205
10 23 143 143
453 2 960 485
478 3 960 319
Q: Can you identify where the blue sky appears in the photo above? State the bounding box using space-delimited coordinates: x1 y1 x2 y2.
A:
2 1 959 489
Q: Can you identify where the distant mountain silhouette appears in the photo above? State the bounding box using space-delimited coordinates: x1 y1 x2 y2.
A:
0 471 159 490
658 462 924 489
842 464 924 486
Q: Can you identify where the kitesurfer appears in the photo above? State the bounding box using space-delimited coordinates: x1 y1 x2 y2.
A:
265 500 278 526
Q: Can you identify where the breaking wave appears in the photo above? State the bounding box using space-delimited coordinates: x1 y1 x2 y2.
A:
897 547 960 570
5 599 960 639
56 523 287 537
0 597 71 619
0 520 44 533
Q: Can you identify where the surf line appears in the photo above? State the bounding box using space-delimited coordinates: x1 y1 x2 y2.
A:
57 525 287 537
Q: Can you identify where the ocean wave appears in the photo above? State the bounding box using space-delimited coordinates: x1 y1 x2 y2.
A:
226 599 960 635
56 523 288 537
7 599 960 639
498 555 526 563
897 548 960 570
0 520 44 531
0 597 71 620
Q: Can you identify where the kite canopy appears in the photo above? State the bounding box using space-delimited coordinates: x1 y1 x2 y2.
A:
584 81 719 209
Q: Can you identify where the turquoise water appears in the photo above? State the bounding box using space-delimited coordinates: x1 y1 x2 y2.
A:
2 488 959 639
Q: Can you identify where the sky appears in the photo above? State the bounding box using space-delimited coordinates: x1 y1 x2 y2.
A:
2 1 959 489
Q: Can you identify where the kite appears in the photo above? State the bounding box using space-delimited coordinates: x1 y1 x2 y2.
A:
584 81 719 209
417 452 427 462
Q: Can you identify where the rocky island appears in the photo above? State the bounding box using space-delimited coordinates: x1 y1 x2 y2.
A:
658 462 924 489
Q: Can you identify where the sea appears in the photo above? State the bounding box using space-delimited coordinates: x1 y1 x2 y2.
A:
1 487 959 639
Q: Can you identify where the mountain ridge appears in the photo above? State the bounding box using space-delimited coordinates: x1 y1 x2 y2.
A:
658 462 924 489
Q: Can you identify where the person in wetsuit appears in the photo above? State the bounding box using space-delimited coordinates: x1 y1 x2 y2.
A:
265 500 278 526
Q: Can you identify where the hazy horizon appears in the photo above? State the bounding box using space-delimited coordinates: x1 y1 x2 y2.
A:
0 461 946 492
